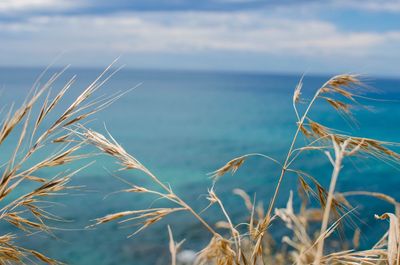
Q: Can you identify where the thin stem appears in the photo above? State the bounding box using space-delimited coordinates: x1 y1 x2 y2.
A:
252 85 326 264
242 153 282 167
314 143 345 265
143 168 219 237
176 197 219 237
263 87 322 229
215 194 240 253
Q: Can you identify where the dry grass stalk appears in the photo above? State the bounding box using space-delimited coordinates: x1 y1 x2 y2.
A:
195 236 236 265
168 226 185 265
78 127 221 239
375 213 400 265
0 62 122 264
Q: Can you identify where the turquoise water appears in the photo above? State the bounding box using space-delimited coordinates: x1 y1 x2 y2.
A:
0 67 400 264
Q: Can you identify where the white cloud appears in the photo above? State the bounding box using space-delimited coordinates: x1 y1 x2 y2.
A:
0 0 82 13
268 0 400 17
333 0 400 12
1 11 400 74
1 12 397 55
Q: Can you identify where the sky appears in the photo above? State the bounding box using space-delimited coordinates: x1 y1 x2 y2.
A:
1 0 400 76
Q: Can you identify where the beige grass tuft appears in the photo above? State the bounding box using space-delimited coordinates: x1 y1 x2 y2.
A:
0 62 123 264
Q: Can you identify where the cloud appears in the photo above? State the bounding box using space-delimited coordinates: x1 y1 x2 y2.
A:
1 12 396 54
1 0 400 20
0 0 312 16
0 11 399 75
0 0 81 13
333 0 400 12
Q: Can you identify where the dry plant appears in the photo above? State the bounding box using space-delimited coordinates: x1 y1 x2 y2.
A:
0 62 126 264
82 74 400 265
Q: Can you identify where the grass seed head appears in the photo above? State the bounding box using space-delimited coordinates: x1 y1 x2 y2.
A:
210 156 246 181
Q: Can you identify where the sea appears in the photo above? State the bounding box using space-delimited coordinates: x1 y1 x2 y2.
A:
0 67 399 264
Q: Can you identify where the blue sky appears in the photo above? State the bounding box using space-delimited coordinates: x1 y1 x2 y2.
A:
1 0 400 76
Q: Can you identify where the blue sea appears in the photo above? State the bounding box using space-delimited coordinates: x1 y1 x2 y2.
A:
0 67 399 264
